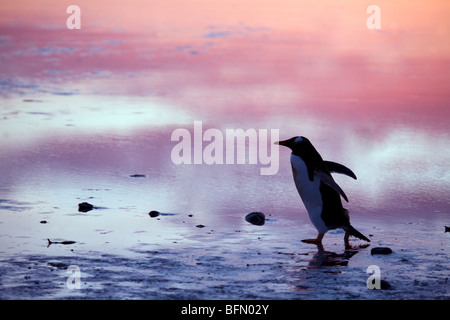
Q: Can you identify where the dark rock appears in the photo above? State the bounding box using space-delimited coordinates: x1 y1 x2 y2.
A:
48 262 69 269
78 202 93 212
40 220 48 224
130 174 146 178
245 212 265 226
148 210 160 218
380 279 392 290
371 247 393 255
445 226 449 233
47 239 76 247
196 224 205 228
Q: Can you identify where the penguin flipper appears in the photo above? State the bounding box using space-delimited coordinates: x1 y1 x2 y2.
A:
315 169 349 202
324 161 357 180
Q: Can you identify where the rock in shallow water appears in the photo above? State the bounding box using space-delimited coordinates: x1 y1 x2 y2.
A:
148 210 160 218
371 247 393 255
245 212 265 226
47 239 76 246
380 279 392 290
78 202 94 212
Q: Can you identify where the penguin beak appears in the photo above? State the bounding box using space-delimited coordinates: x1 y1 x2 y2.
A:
275 140 288 147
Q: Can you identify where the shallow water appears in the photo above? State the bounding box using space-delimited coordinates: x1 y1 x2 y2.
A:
1 0 449 300
0 99 448 299
0 208 448 299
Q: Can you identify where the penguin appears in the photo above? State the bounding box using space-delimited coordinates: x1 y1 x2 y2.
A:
276 136 370 246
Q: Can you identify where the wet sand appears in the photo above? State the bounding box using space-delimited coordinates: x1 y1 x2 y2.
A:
0 196 448 299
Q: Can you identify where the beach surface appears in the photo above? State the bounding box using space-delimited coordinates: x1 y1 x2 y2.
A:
0 107 448 299
0 201 448 300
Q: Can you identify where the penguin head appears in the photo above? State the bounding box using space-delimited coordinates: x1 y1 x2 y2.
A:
275 136 318 158
275 136 309 150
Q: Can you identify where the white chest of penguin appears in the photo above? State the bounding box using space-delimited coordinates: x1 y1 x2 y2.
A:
290 154 327 232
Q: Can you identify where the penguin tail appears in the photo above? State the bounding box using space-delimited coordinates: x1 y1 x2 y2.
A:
343 225 371 242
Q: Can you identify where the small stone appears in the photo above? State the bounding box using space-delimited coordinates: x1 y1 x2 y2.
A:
40 220 48 224
196 224 205 228
245 212 265 226
78 202 94 212
371 247 393 255
130 174 146 178
148 210 160 218
48 262 69 269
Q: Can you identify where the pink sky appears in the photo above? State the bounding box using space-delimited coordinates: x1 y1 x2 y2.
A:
1 0 449 128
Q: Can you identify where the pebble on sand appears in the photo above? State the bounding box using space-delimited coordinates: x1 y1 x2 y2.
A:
148 210 160 218
245 212 265 226
47 239 76 246
371 247 393 255
129 174 146 178
78 202 94 212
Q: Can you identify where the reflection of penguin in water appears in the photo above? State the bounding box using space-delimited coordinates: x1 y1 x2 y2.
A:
276 136 370 246
308 246 360 268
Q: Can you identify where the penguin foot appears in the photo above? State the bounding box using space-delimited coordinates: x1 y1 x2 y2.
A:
302 233 324 245
302 238 322 244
